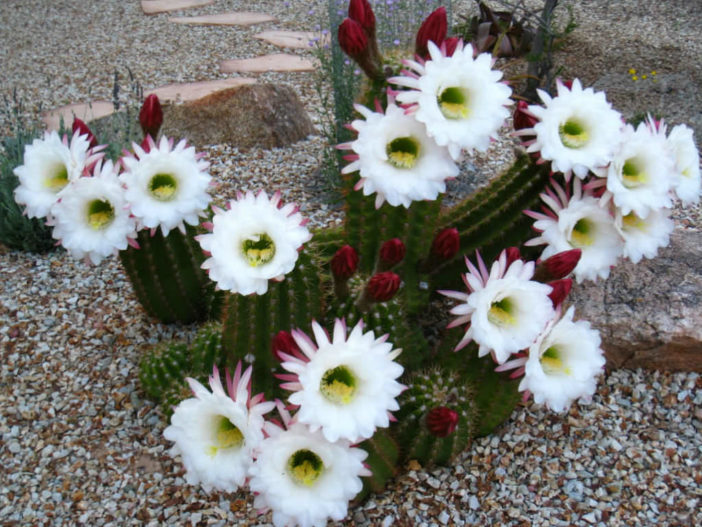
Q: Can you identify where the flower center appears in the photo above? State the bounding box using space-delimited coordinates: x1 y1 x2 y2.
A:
86 199 115 230
540 346 571 375
438 86 470 120
320 365 357 405
241 233 276 267
570 218 594 247
621 158 648 188
386 136 420 169
621 212 646 231
44 163 69 191
287 449 324 487
206 415 244 456
559 119 589 149
487 297 516 327
148 173 178 201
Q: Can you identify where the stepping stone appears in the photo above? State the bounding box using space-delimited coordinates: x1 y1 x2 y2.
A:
220 54 316 73
145 78 257 103
254 30 328 49
141 0 213 15
42 101 115 132
169 12 276 26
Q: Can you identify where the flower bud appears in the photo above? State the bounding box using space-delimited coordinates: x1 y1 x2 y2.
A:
504 246 522 268
547 278 573 308
431 228 459 260
415 7 447 59
72 118 98 149
271 330 300 361
366 271 401 302
331 245 359 280
443 36 460 57
348 0 376 33
533 249 581 282
139 94 163 140
513 100 538 131
379 238 405 269
426 406 459 437
338 18 368 57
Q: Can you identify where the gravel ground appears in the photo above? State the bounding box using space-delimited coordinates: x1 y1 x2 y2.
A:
1 1 701 526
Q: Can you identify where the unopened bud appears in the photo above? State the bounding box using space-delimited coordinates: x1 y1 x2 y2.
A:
504 246 522 268
366 271 401 302
331 245 359 280
379 238 405 269
348 0 376 33
533 249 581 282
547 278 573 308
271 330 300 361
443 36 460 57
426 406 459 437
415 7 447 59
139 94 163 140
431 228 459 260
513 100 538 131
72 118 98 149
338 18 368 57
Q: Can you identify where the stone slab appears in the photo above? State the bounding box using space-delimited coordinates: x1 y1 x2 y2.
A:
220 54 316 73
42 101 115 132
254 30 327 49
145 78 257 103
141 0 214 15
168 12 276 26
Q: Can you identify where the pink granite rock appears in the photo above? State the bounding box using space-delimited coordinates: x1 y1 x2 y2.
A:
168 12 276 26
141 0 213 15
145 78 257 103
42 101 115 132
220 54 316 73
253 30 328 49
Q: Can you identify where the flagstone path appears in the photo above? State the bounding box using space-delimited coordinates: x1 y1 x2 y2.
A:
45 4 320 128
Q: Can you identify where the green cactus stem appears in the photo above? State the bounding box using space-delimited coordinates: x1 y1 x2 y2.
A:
119 224 221 324
354 428 400 503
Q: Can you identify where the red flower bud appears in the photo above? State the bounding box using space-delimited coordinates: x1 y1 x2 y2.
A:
504 246 522 268
72 118 98 149
426 406 459 437
139 94 163 140
415 7 447 59
348 0 376 33
547 278 573 308
431 228 460 260
271 330 300 361
533 249 581 282
338 18 368 58
443 36 460 57
513 100 538 131
366 271 401 302
379 238 406 268
560 79 574 91
331 245 359 280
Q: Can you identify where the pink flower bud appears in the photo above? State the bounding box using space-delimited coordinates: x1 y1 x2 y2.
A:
271 330 300 361
431 228 460 260
379 238 406 268
338 18 368 57
426 406 459 437
415 7 447 59
513 100 538 131
348 0 376 33
139 94 163 140
367 271 401 302
331 245 359 280
547 278 573 308
533 249 581 282
72 118 98 149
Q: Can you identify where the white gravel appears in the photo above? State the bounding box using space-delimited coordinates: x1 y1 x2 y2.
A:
1 1 700 526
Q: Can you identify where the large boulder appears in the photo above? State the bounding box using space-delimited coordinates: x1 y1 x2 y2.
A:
570 229 702 372
160 83 316 149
